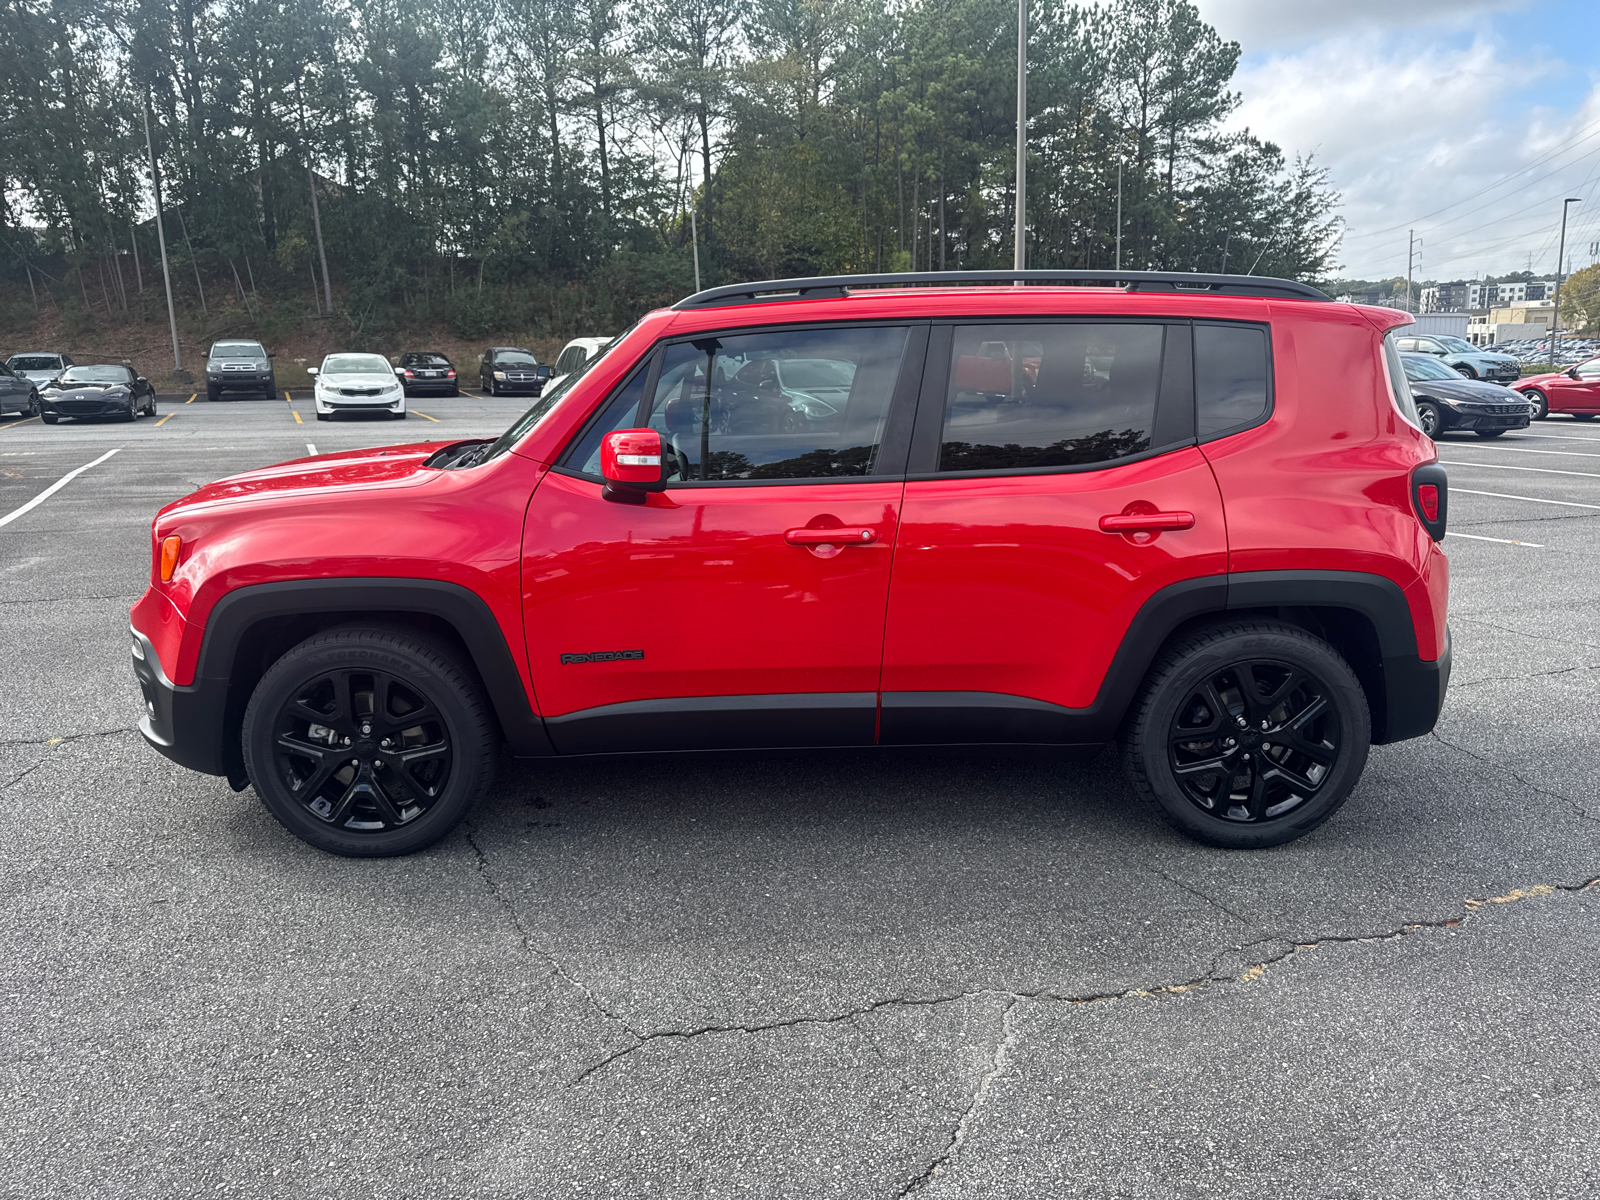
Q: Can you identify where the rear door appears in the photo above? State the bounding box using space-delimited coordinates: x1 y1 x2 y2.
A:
880 319 1230 745
522 322 926 753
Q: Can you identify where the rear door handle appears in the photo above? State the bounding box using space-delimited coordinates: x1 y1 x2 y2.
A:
1098 511 1196 533
785 527 877 546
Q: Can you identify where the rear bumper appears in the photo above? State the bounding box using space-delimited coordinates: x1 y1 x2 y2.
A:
131 627 231 777
1377 625 1452 743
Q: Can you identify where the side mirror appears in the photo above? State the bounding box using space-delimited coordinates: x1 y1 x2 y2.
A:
1568 367 1581 379
267 352 276 358
395 366 406 375
136 377 147 387
600 429 667 504
306 367 319 376
537 364 553 378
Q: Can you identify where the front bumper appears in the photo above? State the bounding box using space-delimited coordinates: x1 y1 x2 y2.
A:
44 397 133 417
131 627 233 778
1443 409 1531 432
315 393 405 413
208 372 273 388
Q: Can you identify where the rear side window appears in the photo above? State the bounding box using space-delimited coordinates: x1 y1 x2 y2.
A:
938 323 1162 471
1195 323 1271 439
641 326 909 481
1382 333 1423 430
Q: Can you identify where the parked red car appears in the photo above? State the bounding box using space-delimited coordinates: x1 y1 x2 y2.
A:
131 271 1451 856
1512 355 1600 420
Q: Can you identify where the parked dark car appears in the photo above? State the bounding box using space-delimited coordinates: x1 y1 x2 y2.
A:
205 340 277 401
1401 352 1531 438
395 352 459 396
478 347 551 396
0 359 41 418
40 363 157 423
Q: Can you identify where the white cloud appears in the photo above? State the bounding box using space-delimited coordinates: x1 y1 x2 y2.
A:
1222 28 1600 280
1192 0 1529 49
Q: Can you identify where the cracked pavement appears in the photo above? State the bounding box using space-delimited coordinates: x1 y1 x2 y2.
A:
3 405 1599 1197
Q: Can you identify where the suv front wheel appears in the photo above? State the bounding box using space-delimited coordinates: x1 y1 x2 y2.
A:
242 626 495 857
1122 621 1371 849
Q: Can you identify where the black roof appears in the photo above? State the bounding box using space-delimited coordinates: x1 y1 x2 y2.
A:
673 270 1332 310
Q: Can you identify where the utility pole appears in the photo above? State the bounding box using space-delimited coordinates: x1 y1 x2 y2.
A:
142 98 183 376
307 160 332 315
687 150 701 292
1115 158 1123 271
1406 230 1415 313
129 221 143 292
1552 197 1581 368
1013 0 1027 274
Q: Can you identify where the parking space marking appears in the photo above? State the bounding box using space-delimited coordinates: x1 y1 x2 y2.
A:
185 393 197 404
292 410 303 424
0 447 121 529
306 443 318 456
410 410 441 423
1512 430 1600 443
154 412 175 427
1 415 40 431
1439 459 1600 480
1454 487 1600 510
1445 531 1544 547
1449 443 1600 460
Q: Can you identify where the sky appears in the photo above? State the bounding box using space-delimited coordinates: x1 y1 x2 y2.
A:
1190 0 1600 282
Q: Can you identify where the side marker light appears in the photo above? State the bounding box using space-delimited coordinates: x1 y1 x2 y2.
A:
160 535 182 582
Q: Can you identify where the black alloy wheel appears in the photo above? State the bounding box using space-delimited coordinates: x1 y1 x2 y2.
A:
1123 620 1370 848
27 390 39 416
242 627 494 856
1524 389 1548 420
1416 401 1443 437
122 400 137 421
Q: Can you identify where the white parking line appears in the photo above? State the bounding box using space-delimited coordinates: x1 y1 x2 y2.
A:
1454 487 1600 510
1439 459 1600 480
1450 443 1600 459
1445 531 1544 547
0 447 122 529
306 443 318 456
1510 431 1600 443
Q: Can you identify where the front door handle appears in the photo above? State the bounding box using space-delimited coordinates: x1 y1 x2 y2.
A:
1098 511 1195 533
785 526 877 546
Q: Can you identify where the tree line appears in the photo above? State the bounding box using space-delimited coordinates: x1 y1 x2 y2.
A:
0 0 1343 345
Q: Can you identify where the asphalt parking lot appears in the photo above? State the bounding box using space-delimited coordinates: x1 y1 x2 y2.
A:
2 394 1598 1198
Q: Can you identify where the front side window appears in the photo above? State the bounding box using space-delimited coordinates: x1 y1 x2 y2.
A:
640 325 909 482
938 323 1162 471
1575 356 1600 378
1195 323 1271 439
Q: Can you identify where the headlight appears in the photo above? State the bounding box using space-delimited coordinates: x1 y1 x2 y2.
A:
493 371 507 380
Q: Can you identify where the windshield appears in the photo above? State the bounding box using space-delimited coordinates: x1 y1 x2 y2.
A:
211 342 265 358
499 350 539 366
321 354 392 375
1402 355 1461 382
8 355 62 372
477 321 641 464
1435 336 1478 354
58 365 132 384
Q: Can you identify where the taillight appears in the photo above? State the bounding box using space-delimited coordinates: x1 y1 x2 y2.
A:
446 369 456 378
159 535 181 581
1411 464 1448 542
403 369 415 378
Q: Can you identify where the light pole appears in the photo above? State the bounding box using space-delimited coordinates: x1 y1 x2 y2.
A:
141 98 182 376
1013 0 1026 274
1551 197 1581 368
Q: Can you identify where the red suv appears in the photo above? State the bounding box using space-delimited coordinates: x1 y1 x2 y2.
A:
130 271 1451 856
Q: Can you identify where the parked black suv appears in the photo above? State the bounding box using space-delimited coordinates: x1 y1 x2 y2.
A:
478 347 551 396
205 340 277 401
1401 352 1532 438
396 352 459 396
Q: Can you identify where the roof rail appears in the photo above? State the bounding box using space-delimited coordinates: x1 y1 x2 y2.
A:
673 269 1332 310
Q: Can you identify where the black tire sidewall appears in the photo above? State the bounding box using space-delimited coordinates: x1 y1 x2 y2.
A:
1417 402 1442 436
242 630 494 857
1125 625 1371 849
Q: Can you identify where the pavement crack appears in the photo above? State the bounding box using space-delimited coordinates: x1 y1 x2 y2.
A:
1449 614 1600 654
1449 662 1600 690
897 998 1018 1197
1142 862 1258 927
463 826 639 1038
1430 730 1596 822
0 726 138 748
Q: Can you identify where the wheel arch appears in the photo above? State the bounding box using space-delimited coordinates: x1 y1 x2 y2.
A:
195 579 553 783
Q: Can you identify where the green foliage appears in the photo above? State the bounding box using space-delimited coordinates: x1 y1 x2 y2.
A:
1559 263 1600 332
0 0 1343 340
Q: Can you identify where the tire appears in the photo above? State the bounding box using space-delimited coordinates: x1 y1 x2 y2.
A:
449 385 459 397
1524 389 1548 420
266 384 277 400
316 412 330 421
147 395 157 417
1454 364 1478 380
122 403 137 422
207 384 220 401
393 410 407 420
41 412 58 425
1121 620 1371 849
1474 428 1506 438
27 390 39 416
1416 401 1443 438
241 626 496 857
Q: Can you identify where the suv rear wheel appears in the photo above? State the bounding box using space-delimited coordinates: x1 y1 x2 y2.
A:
242 626 495 857
1122 620 1371 849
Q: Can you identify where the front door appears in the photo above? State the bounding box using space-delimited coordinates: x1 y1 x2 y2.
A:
1547 355 1600 414
522 323 924 753
880 319 1231 745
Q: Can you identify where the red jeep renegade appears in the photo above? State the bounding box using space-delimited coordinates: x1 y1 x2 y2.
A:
130 271 1450 856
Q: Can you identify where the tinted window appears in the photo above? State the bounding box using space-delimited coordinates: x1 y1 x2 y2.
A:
9 356 62 371
500 350 538 366
564 365 651 474
1194 324 1270 438
405 353 450 366
643 326 909 481
939 323 1162 471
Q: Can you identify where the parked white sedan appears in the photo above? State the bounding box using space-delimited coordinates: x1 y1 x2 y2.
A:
307 353 407 421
